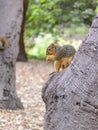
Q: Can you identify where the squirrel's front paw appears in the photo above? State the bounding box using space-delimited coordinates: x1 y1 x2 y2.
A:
46 58 51 63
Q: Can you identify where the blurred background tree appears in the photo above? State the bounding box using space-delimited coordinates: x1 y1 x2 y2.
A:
17 0 29 62
24 0 98 59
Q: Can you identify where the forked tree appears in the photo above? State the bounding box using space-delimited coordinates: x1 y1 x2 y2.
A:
0 0 23 109
42 14 98 130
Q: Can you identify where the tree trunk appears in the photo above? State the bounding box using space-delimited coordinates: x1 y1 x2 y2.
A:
0 0 23 109
42 14 98 130
17 0 29 62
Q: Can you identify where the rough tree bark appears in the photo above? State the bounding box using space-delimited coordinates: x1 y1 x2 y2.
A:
42 14 98 130
17 0 29 62
0 0 23 109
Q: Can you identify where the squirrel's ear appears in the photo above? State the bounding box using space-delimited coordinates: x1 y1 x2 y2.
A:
51 43 56 47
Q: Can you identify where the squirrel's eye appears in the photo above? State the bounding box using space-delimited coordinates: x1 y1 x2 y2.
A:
48 48 51 51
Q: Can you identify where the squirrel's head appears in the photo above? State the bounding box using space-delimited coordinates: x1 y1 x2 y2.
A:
46 43 56 55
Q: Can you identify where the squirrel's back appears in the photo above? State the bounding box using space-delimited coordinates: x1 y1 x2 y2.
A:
55 44 76 60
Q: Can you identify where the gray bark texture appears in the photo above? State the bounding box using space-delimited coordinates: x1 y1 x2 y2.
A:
0 0 23 109
42 14 98 130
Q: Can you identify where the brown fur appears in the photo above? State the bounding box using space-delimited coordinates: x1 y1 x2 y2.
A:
0 35 7 49
46 43 76 72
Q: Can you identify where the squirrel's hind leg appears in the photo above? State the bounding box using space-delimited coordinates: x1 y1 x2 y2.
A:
61 63 69 70
61 56 73 70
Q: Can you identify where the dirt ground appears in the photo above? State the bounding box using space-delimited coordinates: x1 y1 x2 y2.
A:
0 59 54 130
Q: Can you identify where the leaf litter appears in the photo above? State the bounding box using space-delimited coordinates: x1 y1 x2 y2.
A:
0 59 53 130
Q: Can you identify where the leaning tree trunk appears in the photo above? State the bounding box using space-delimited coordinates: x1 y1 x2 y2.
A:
0 0 23 109
42 14 98 130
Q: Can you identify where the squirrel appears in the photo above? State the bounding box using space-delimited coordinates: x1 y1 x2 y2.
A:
46 43 76 72
0 34 7 50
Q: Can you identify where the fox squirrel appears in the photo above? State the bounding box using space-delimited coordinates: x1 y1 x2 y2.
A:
0 35 7 50
46 43 76 72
